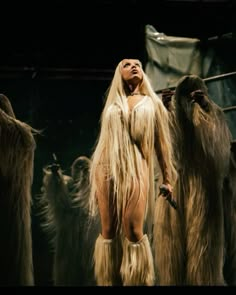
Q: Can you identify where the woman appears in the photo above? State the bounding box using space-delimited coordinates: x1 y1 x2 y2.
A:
89 59 177 286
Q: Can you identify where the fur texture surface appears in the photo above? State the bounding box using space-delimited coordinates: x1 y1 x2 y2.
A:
153 75 234 285
223 142 236 285
0 94 36 286
39 156 100 286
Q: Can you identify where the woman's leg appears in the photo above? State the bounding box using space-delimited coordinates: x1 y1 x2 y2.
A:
93 167 122 286
120 169 155 286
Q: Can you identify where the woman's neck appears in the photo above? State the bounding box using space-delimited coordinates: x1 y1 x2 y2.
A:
130 92 142 96
128 85 141 96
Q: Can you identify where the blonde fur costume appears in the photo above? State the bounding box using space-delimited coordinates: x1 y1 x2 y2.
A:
153 75 233 285
40 156 100 286
0 94 36 286
89 60 176 286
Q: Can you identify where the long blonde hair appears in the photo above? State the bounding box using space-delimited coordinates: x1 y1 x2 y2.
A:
89 59 177 231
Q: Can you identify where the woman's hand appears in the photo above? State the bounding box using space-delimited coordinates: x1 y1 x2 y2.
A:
159 183 177 209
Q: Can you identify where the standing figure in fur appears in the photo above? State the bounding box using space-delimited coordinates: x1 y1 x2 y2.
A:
0 94 36 286
40 155 99 286
153 75 233 285
89 58 177 286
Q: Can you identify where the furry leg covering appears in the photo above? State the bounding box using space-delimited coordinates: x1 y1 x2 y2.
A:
185 183 225 285
153 194 184 285
120 234 155 286
94 234 122 286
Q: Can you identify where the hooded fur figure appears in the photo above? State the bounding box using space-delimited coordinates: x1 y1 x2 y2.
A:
40 155 100 286
153 75 233 285
0 94 36 286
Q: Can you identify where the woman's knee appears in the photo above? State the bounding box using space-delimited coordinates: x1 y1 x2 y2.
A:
101 223 116 239
123 216 143 242
99 210 118 239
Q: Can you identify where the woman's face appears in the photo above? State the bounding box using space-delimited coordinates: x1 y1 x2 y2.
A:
120 59 143 83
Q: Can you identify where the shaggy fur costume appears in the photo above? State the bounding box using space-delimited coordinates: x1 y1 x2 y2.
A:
0 94 36 286
154 75 233 285
40 156 100 286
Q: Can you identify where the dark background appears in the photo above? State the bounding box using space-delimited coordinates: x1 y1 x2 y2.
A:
0 0 235 286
